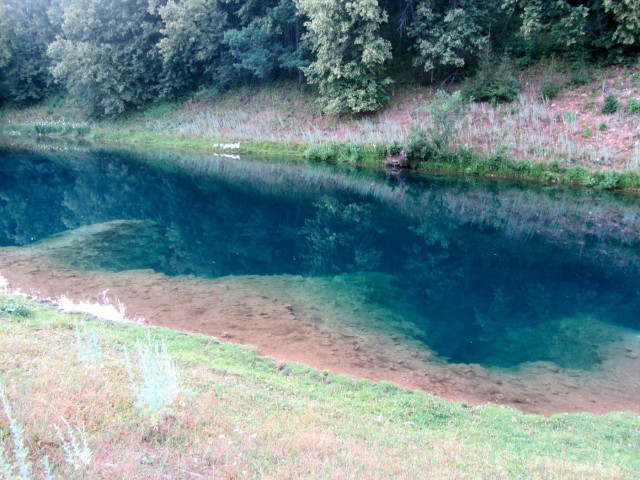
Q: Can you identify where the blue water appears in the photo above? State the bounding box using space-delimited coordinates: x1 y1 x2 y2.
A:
1 143 639 369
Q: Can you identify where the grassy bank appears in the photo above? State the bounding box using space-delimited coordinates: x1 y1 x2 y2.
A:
1 294 639 479
2 64 640 190
4 120 640 191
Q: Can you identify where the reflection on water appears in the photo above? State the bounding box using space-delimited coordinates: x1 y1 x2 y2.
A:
1 142 640 390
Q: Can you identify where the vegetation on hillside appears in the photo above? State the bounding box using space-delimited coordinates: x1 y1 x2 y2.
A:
1 0 639 116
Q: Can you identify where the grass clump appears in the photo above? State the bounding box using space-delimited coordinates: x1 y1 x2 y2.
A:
303 142 384 164
31 121 90 137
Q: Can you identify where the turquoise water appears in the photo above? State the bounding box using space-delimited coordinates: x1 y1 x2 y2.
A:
1 143 639 369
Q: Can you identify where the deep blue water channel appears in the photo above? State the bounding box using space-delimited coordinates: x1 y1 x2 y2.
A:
1 143 639 370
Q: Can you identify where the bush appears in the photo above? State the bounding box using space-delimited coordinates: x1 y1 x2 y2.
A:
626 98 640 114
595 171 622 190
462 54 520 104
304 143 339 162
406 128 438 162
602 94 619 114
424 90 466 151
540 79 563 101
569 57 592 86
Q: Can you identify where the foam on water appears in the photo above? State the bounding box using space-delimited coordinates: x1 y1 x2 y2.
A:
56 291 131 323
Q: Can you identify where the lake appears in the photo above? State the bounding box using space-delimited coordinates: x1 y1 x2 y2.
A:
1 139 639 413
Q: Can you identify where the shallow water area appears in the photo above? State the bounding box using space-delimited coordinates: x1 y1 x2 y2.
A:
1 139 639 413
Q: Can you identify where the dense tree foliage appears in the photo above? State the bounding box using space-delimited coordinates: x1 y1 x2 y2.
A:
0 0 57 106
223 0 305 83
605 0 640 46
297 0 392 114
48 0 163 117
0 0 638 115
409 0 499 79
152 0 228 94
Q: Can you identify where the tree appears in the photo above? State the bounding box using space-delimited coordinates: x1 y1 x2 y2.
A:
223 0 305 82
0 0 57 106
297 0 393 114
152 0 228 95
502 0 595 58
604 0 640 45
47 0 163 117
409 0 498 79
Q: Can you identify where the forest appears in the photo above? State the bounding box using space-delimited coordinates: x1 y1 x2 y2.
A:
0 0 639 117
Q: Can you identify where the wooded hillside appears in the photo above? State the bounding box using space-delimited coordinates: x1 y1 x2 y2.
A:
1 0 639 116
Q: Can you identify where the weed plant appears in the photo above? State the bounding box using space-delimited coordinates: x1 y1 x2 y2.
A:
125 332 181 415
74 321 102 366
0 382 32 479
53 418 92 471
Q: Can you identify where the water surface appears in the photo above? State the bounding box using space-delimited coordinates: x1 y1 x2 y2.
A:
1 140 639 412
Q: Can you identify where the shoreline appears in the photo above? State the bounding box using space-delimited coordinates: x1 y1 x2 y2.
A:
2 249 639 416
2 122 640 193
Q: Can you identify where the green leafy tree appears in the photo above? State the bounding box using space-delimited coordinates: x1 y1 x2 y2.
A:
152 0 228 94
223 0 305 82
500 0 631 58
604 0 640 45
47 0 163 117
297 0 392 114
409 0 498 79
0 0 57 106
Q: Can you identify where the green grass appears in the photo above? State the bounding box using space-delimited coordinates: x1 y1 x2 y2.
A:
410 148 640 191
1 294 639 478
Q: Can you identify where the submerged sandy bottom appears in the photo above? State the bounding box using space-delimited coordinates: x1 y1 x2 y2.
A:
2 234 639 415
